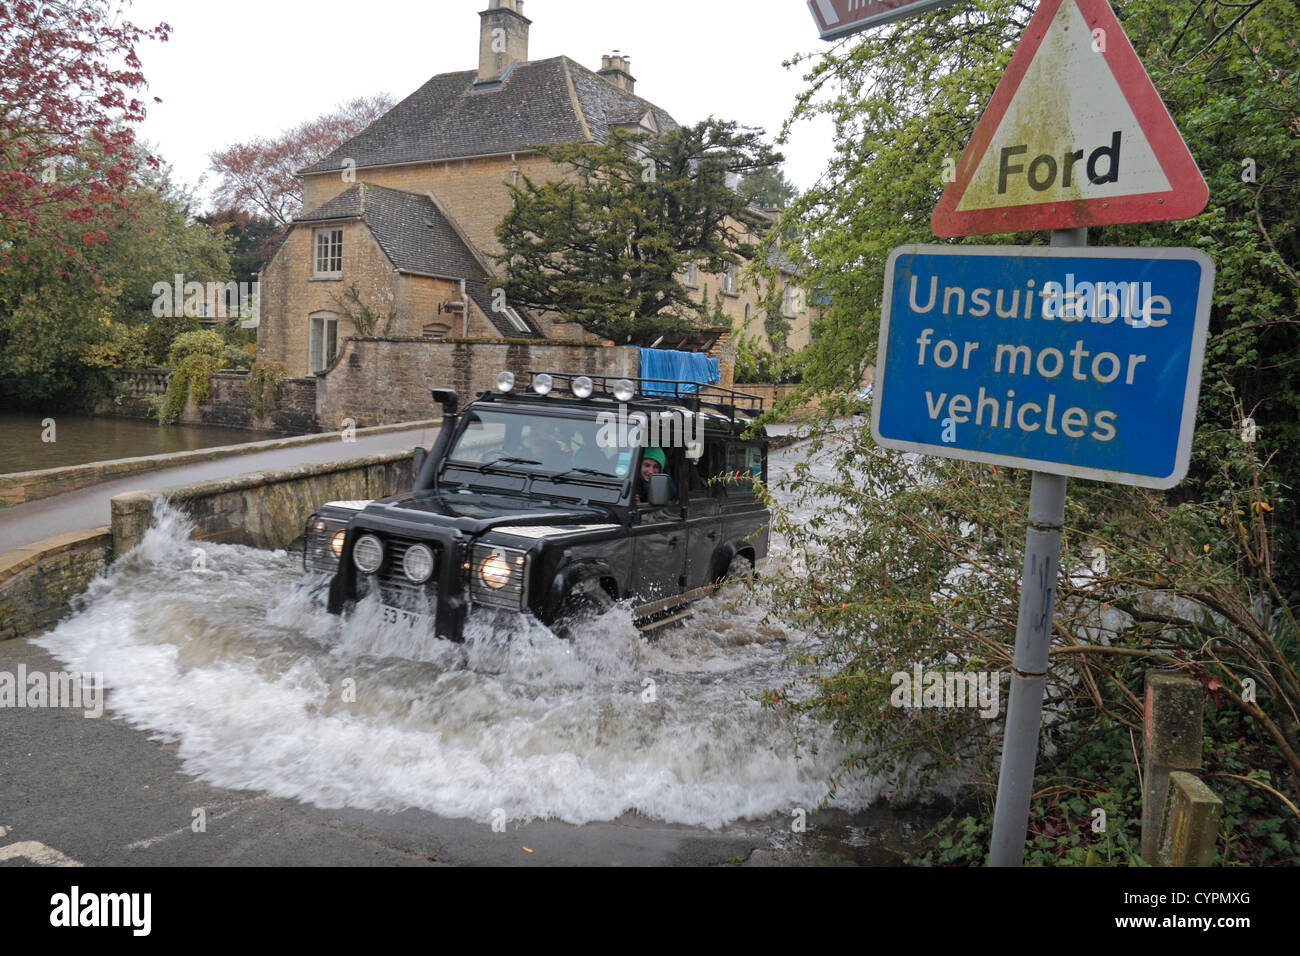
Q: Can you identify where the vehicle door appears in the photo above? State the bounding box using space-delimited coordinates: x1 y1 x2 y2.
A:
683 437 722 589
718 439 768 555
629 448 687 602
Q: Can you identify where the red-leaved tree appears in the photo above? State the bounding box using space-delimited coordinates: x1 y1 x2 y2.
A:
207 95 394 226
0 0 170 268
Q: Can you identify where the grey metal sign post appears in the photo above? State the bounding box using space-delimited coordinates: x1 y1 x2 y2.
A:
988 225 1077 866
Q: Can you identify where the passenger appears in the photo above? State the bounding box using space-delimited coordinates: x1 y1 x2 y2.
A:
635 447 676 504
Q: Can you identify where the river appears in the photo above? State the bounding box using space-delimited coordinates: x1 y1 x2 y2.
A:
0 410 274 474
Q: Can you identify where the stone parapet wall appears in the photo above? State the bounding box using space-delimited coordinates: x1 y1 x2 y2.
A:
99 369 318 435
0 529 112 641
104 367 170 419
110 448 417 555
315 337 638 429
199 372 319 434
0 420 434 508
1 448 420 640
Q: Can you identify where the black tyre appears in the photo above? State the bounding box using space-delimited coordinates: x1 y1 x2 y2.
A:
718 552 755 589
553 578 615 640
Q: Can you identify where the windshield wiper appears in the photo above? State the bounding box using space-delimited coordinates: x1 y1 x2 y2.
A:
548 467 616 482
455 455 542 474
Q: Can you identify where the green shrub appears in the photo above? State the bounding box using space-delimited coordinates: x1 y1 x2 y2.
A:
248 361 287 419
757 397 1300 863
733 335 801 385
912 705 1299 866
158 331 225 423
167 329 226 366
219 345 253 370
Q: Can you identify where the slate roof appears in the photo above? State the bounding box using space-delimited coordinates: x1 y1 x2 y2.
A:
765 242 801 276
296 183 541 338
300 56 678 175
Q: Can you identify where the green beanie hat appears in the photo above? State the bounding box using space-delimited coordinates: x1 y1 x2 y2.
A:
644 447 666 469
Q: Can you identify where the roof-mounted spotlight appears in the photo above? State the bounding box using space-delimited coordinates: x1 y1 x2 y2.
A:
533 373 553 396
572 376 594 399
613 379 635 402
496 371 515 393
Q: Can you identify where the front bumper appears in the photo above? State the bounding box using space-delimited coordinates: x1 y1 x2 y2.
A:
306 516 531 642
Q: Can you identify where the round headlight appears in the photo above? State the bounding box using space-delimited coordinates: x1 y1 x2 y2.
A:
330 529 346 557
479 552 512 590
496 371 515 393
533 373 553 396
613 379 635 402
403 544 435 584
572 375 594 399
352 534 384 574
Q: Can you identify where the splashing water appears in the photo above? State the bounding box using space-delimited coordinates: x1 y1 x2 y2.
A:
37 462 890 829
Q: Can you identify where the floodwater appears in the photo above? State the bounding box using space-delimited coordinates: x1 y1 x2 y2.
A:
0 411 272 474
33 435 939 832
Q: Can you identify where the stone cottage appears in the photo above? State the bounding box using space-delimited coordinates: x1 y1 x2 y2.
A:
257 0 812 379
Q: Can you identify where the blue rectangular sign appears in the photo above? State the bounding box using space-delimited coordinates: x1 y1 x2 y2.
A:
871 245 1215 488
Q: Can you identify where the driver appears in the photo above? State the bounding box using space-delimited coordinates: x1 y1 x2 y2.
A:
526 421 567 467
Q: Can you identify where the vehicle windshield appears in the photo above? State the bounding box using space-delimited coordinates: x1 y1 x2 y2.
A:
446 409 634 480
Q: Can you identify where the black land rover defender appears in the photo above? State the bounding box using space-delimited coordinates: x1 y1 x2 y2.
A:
302 371 770 640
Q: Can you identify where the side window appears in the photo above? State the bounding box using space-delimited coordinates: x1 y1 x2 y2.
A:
721 443 763 494
687 440 718 498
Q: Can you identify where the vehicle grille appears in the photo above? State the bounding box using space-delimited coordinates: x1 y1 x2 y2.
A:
375 537 439 606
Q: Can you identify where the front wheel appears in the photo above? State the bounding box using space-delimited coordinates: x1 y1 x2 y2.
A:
553 578 615 640
718 553 755 590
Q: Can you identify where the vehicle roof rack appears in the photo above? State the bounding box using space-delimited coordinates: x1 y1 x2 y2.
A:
484 371 766 427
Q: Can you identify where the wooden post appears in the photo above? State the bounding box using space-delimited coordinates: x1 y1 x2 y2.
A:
1159 772 1223 866
1140 671 1204 864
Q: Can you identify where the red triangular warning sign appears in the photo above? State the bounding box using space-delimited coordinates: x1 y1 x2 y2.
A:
931 0 1208 237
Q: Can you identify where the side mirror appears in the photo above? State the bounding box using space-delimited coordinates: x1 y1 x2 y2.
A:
647 473 671 507
412 446 427 482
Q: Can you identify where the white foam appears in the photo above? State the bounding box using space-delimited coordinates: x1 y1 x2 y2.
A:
35 501 888 828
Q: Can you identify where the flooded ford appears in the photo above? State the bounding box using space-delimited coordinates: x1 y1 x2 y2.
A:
27 430 916 837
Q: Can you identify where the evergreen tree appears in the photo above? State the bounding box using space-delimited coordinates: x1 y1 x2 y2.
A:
739 165 798 209
494 119 781 344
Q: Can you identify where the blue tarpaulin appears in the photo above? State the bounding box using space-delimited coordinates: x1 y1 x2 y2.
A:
638 348 719 396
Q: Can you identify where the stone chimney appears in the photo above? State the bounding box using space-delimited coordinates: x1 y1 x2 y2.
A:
598 53 635 93
478 0 530 84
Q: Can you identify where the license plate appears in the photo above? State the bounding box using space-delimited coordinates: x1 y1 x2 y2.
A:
381 605 424 628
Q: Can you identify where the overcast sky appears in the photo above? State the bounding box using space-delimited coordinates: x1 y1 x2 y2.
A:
124 0 839 210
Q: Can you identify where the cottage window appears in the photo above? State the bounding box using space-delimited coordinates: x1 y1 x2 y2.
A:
682 261 698 287
314 228 343 275
498 304 530 334
722 261 737 295
309 315 339 373
783 285 807 317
